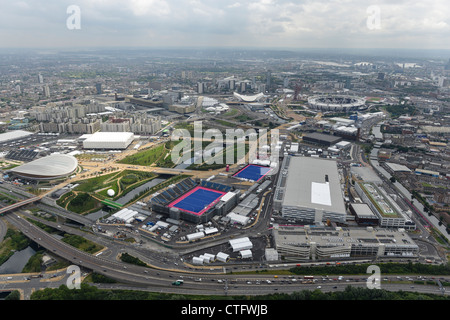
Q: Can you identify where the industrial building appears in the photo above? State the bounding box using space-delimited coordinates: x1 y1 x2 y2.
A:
272 225 419 261
349 203 379 226
274 156 347 224
82 131 135 150
302 132 342 147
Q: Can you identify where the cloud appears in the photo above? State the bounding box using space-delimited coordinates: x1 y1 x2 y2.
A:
0 0 449 49
228 2 242 9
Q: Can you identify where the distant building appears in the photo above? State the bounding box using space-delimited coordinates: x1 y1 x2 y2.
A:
169 104 195 114
233 92 265 103
127 96 164 108
266 70 271 90
95 83 102 95
101 114 161 135
302 132 342 147
43 85 50 98
197 82 205 94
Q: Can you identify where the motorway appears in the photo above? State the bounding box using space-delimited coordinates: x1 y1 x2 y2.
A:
1 199 449 299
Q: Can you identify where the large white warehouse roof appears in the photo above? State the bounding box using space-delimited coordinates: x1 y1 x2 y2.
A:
0 130 33 143
82 132 134 149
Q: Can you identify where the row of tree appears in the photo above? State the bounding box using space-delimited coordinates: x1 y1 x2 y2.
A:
28 283 450 301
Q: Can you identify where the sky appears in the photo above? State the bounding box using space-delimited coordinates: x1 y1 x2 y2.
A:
0 0 449 50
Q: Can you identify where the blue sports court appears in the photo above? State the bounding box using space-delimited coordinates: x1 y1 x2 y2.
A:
232 164 272 181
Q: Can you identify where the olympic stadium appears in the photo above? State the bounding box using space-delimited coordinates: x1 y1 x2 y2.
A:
308 95 366 112
9 153 78 180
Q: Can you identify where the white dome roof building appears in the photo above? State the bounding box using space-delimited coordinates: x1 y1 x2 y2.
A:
10 154 78 180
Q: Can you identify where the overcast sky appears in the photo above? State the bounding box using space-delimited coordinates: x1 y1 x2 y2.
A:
0 0 449 50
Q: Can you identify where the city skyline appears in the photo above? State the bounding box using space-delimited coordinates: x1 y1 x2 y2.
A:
1 0 450 50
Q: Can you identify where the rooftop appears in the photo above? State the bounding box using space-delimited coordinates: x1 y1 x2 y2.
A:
10 153 78 180
282 157 346 215
273 225 418 248
83 131 134 142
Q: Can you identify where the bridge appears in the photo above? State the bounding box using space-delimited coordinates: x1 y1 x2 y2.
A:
0 195 43 216
101 199 123 209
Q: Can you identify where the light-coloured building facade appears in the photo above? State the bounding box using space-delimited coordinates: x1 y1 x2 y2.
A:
272 225 419 261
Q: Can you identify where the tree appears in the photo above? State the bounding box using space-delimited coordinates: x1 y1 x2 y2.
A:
389 176 396 183
5 290 21 300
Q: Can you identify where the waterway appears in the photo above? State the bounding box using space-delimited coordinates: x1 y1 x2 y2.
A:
115 177 167 205
0 246 36 274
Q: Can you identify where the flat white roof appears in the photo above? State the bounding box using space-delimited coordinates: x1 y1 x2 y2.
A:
0 130 33 143
385 163 411 172
84 131 134 142
229 237 250 245
311 182 332 206
227 212 249 224
283 157 346 215
220 191 236 202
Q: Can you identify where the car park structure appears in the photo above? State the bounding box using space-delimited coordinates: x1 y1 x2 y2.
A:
272 225 419 261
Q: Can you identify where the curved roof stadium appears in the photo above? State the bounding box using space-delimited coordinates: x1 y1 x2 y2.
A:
308 95 365 112
10 154 78 180
233 92 265 103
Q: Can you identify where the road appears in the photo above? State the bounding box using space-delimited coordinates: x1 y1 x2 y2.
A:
3 206 447 298
2 206 449 298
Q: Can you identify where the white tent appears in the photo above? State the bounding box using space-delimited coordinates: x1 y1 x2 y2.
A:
187 231 204 241
216 252 229 263
240 249 253 259
229 237 253 252
192 257 204 265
